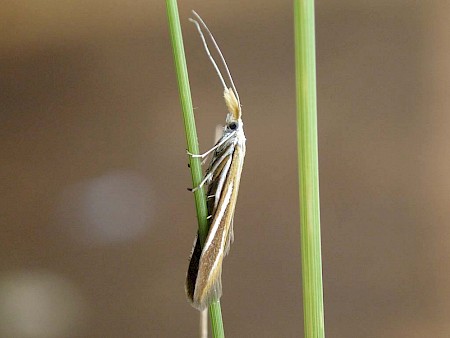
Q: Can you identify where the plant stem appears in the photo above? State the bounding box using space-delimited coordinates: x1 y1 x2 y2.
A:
166 1 225 337
294 0 325 337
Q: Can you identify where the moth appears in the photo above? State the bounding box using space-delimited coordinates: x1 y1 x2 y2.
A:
186 11 246 311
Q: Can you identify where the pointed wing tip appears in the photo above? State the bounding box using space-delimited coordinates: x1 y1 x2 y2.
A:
187 265 223 311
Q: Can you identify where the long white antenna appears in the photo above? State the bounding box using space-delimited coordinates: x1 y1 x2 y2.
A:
189 18 227 92
190 11 241 107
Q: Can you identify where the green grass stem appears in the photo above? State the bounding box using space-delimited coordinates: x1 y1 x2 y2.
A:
294 0 325 337
166 1 225 337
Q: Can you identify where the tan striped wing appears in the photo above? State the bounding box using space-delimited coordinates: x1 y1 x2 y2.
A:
186 142 245 310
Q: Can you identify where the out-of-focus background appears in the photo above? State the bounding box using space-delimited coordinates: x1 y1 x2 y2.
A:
1 0 449 337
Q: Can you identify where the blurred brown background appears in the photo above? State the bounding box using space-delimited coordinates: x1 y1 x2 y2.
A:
1 0 449 337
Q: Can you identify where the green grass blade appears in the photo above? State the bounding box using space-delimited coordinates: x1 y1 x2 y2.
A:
294 0 325 337
165 1 225 337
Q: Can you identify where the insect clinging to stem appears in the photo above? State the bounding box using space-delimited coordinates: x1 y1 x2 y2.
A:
185 11 246 311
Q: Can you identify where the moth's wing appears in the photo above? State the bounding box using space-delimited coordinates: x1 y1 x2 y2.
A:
193 180 235 309
223 143 244 257
211 152 236 258
193 145 244 309
207 152 233 216
223 142 245 257
186 234 201 304
224 218 234 256
185 219 231 308
186 152 232 310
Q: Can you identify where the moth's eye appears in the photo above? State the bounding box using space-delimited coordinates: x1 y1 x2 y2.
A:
228 122 238 130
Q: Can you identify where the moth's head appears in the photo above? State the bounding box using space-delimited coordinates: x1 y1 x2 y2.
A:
224 87 242 125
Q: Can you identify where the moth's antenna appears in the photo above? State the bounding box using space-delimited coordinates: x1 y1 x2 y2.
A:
189 18 227 92
190 11 241 107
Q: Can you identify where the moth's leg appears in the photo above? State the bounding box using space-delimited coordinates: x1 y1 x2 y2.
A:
186 132 235 158
207 144 234 176
188 145 234 192
188 174 212 192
